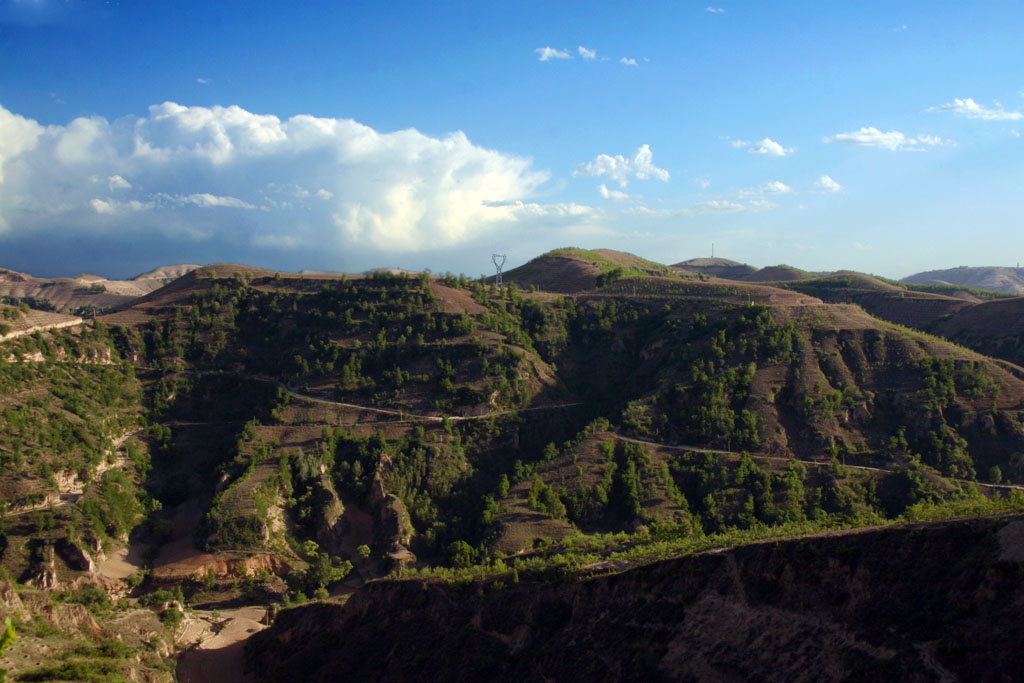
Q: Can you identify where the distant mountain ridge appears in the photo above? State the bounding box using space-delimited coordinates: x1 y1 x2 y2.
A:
0 263 199 314
903 266 1024 296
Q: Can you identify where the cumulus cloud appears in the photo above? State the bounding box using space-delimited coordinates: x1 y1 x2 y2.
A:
927 97 1023 121
823 126 950 151
574 144 669 188
578 45 596 59
815 175 843 193
727 137 792 155
620 57 638 66
747 137 793 156
535 47 570 61
0 101 561 254
0 106 44 184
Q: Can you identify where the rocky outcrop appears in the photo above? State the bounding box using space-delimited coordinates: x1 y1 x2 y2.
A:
248 515 1024 682
57 538 97 573
26 544 59 591
313 473 346 554
0 579 26 617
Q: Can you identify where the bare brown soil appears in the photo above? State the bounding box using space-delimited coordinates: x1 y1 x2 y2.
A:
502 255 602 293
177 606 269 683
429 281 486 314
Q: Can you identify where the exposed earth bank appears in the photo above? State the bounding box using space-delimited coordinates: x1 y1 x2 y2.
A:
247 515 1024 682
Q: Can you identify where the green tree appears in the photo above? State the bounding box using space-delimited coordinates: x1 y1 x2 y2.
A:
448 540 475 569
0 618 16 683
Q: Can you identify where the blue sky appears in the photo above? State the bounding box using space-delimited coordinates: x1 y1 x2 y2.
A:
0 0 1021 278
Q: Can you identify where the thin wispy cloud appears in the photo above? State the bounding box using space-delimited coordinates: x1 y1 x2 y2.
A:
626 198 778 218
578 45 596 59
196 77 211 85
927 97 1023 121
824 127 950 151
705 7 725 13
689 199 777 215
535 46 570 61
598 184 636 202
620 57 638 66
574 144 670 188
738 180 793 197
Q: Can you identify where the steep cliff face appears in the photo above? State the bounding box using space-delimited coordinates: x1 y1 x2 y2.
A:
248 516 1024 682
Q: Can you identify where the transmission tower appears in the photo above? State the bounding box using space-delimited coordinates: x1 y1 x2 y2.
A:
492 253 507 287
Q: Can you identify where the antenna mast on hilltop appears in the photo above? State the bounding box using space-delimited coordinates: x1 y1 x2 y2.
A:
492 253 507 287
711 243 715 259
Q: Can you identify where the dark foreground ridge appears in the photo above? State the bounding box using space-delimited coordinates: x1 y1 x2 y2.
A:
247 514 1024 682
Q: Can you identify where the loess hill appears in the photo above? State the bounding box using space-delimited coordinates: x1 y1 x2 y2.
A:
3 249 1024 680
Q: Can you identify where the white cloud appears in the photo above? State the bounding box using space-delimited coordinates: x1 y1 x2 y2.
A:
927 97 1023 121
196 77 211 85
620 57 638 66
814 175 843 193
181 193 259 210
535 47 570 61
689 199 776 214
626 198 778 218
90 198 114 214
823 126 949 151
0 105 44 185
597 184 636 202
0 101 558 252
573 144 670 187
107 175 131 191
746 137 793 156
732 181 793 199
578 45 596 59
705 7 725 12
695 177 710 189
754 180 792 194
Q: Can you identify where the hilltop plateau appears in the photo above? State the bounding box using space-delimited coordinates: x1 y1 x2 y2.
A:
3 248 1024 681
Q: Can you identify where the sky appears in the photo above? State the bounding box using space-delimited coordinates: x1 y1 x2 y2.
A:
0 1 1021 279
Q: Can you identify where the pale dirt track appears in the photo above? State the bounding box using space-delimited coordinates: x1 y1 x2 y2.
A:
256 374 583 422
615 434 1024 492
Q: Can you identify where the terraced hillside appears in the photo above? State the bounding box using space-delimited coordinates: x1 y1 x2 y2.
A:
3 248 1024 680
